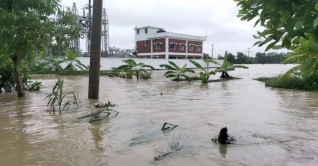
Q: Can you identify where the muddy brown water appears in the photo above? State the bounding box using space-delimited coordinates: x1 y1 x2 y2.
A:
1 64 318 166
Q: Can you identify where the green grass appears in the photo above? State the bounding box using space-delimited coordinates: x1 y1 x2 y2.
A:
254 74 318 91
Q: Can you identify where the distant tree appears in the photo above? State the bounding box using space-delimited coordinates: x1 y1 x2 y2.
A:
215 51 248 78
227 53 236 63
203 53 211 59
218 55 224 60
255 52 267 64
236 52 248 64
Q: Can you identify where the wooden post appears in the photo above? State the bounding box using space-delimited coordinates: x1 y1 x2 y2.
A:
88 0 103 99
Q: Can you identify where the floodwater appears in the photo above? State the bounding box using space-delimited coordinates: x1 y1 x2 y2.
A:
1 64 318 166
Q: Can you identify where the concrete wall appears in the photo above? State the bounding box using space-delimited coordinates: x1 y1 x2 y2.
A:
135 27 161 41
75 57 223 70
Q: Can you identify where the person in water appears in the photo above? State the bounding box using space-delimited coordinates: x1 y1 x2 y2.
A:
218 127 235 144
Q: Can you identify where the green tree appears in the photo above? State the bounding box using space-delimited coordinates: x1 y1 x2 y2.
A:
255 52 267 64
236 52 248 64
0 0 81 97
235 0 318 75
227 53 236 63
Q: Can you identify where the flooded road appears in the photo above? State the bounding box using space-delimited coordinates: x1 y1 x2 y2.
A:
0 64 318 166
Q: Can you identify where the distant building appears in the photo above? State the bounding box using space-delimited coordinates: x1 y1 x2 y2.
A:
134 26 206 59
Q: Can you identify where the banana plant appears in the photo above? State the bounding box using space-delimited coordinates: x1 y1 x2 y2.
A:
62 49 88 72
117 59 155 79
215 51 248 78
159 61 195 81
189 59 218 83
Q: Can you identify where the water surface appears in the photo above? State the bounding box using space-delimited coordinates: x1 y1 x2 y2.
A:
0 64 317 166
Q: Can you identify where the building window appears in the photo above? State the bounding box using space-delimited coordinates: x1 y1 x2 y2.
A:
197 46 202 51
145 40 149 46
189 45 194 51
145 28 148 34
156 44 162 50
137 29 139 34
170 43 176 50
180 44 185 50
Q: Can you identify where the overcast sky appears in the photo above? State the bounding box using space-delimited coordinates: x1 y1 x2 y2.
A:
61 0 287 57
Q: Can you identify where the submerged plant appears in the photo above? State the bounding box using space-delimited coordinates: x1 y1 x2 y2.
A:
62 50 88 73
79 101 118 122
140 70 153 79
189 59 218 83
215 51 248 78
25 81 42 91
159 61 194 81
117 59 155 79
45 79 80 112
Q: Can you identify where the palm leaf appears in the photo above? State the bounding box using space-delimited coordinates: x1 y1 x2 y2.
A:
186 68 195 73
233 65 248 69
165 74 177 78
204 59 220 65
164 71 176 76
122 59 137 66
189 60 205 71
141 64 155 70
168 61 180 70
159 64 175 70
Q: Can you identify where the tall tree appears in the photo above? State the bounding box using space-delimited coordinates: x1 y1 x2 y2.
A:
0 0 81 97
235 0 318 75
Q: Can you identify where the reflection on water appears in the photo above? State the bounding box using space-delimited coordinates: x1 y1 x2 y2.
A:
219 145 227 158
1 64 318 166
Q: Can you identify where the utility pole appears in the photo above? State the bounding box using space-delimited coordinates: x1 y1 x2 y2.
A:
88 0 103 99
247 48 251 65
211 45 215 59
88 0 92 38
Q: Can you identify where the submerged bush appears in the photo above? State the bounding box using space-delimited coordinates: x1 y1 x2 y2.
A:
255 74 318 91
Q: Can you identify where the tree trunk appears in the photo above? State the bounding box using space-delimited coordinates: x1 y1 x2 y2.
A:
12 54 25 97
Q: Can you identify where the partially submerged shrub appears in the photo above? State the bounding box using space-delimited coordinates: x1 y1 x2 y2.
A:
79 101 118 122
45 79 80 112
255 73 318 91
25 81 42 91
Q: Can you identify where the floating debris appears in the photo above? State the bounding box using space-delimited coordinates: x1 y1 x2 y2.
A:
154 143 183 161
162 123 178 131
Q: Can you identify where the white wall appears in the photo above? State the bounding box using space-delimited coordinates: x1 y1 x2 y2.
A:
76 57 223 70
135 27 161 41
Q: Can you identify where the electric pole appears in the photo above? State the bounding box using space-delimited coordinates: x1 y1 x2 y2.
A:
247 48 251 65
88 0 103 99
89 0 92 37
211 45 215 59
